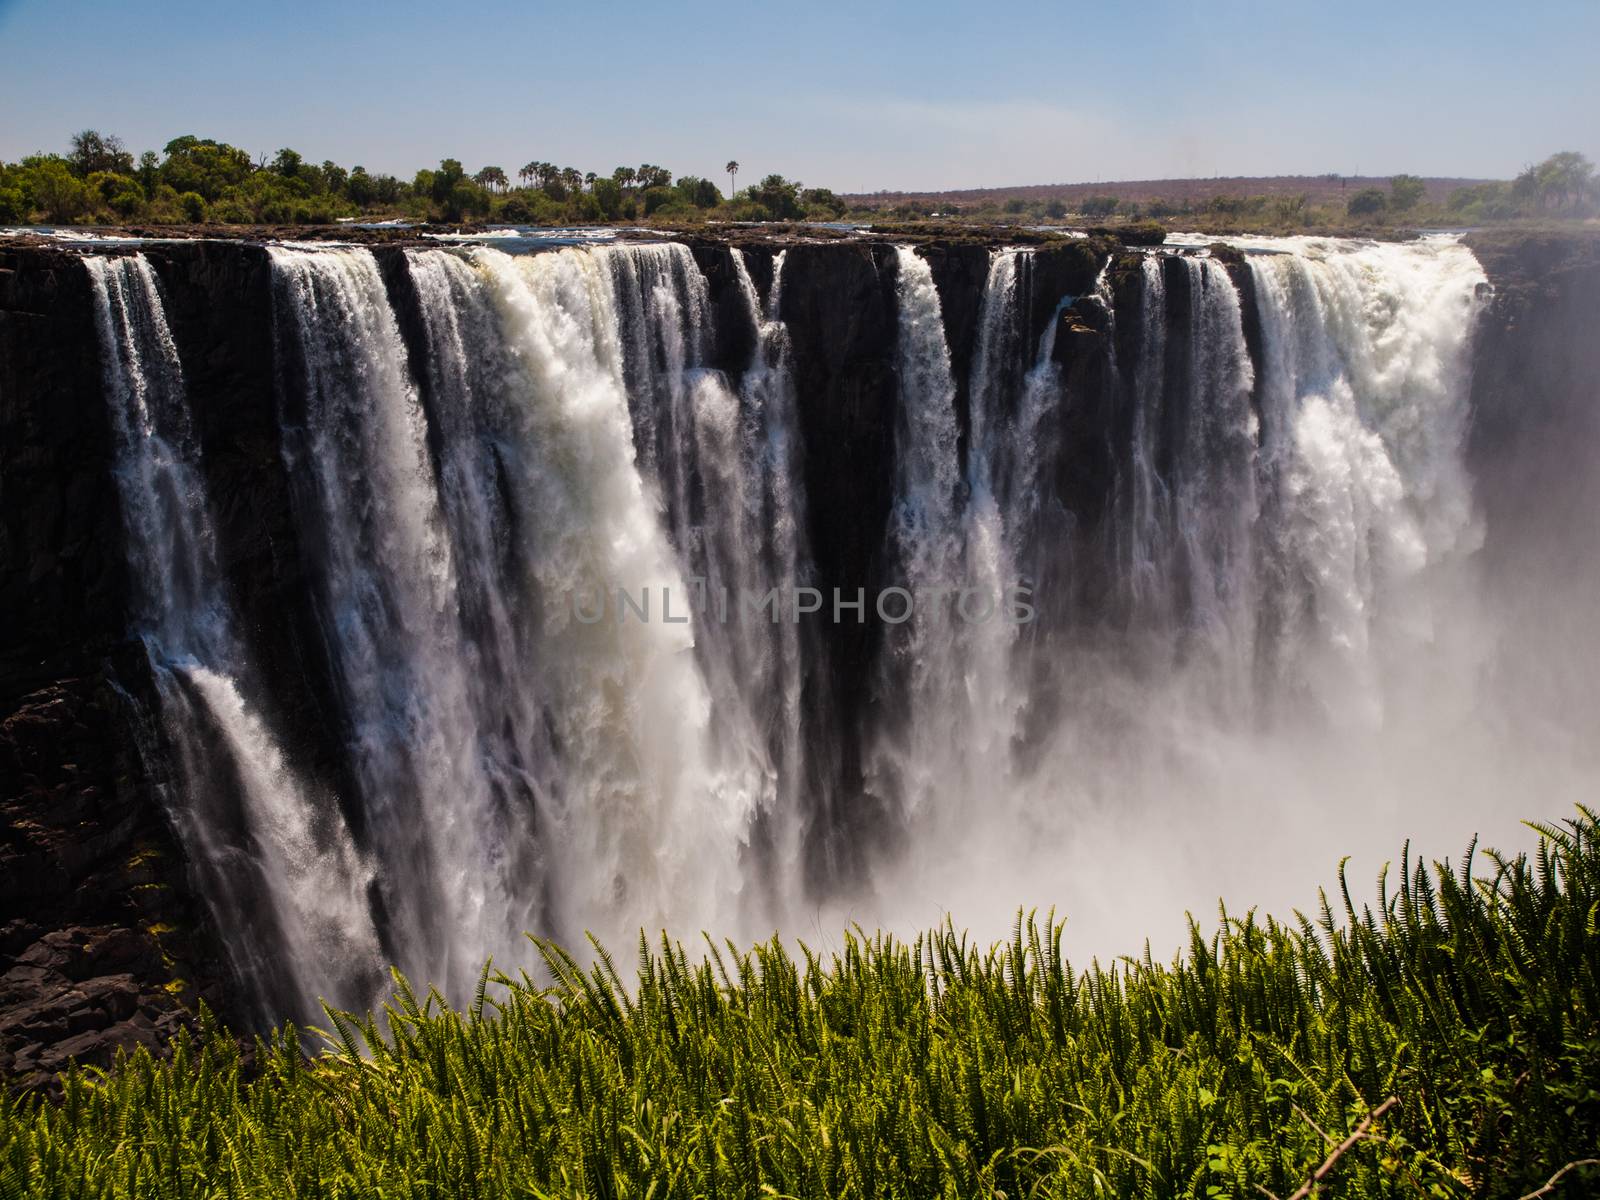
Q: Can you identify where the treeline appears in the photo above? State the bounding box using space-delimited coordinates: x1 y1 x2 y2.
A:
0 131 849 226
866 151 1598 232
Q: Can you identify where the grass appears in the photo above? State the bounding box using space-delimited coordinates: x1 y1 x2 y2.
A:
4 808 1599 1199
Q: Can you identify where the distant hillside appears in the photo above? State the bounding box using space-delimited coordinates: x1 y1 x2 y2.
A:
845 174 1494 211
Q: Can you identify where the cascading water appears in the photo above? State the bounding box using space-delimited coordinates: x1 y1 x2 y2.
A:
270 245 534 997
870 246 1003 825
467 244 759 946
1245 238 1485 725
271 243 771 973
91 229 1554 1014
595 242 814 912
1144 255 1258 702
88 254 382 1023
849 235 1501 954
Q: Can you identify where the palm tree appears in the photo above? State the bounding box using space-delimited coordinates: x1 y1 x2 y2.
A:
726 160 740 198
519 162 538 186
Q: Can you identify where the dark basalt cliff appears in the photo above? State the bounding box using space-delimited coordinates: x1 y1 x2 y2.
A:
1 230 1594 1083
1464 231 1600 567
0 249 235 1087
1463 231 1600 746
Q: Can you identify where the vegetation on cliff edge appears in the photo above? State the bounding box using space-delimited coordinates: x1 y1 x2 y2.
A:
3 808 1598 1198
0 130 846 229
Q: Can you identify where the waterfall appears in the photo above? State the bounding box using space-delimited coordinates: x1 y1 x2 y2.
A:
714 250 810 891
1245 237 1485 723
871 246 982 821
600 242 713 527
598 243 813 909
270 246 532 996
88 254 382 1023
89 230 1520 1004
1122 255 1169 622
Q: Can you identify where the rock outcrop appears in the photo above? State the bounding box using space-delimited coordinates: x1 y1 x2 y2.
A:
0 248 237 1091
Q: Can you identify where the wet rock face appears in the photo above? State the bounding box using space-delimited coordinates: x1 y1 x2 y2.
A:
0 676 234 1091
1463 231 1600 739
1465 231 1600 559
1 247 245 1090
770 242 902 888
0 248 126 692
689 244 763 372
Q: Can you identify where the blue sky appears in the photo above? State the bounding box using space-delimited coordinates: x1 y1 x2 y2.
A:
3 0 1595 192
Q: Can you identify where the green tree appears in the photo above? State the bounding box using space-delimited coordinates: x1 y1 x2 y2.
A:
442 179 488 222
320 160 348 196
641 185 677 215
592 176 622 218
26 158 92 222
1272 193 1309 223
271 148 304 178
347 167 375 207
1389 174 1427 211
161 137 253 201
67 130 133 178
0 187 26 224
88 170 145 217
1535 151 1595 211
747 173 803 220
136 150 160 195
636 163 672 190
801 187 845 218
676 176 722 208
1347 187 1388 217
430 159 465 208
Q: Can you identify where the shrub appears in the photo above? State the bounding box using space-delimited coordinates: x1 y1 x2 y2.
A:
497 195 534 223
1347 187 1388 216
641 186 677 215
1390 173 1427 211
801 187 845 218
25 159 92 223
591 176 622 219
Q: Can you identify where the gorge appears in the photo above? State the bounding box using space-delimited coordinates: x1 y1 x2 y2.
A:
2 226 1597 1083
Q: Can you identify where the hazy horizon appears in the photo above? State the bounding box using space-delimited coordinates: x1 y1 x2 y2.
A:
3 0 1595 195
